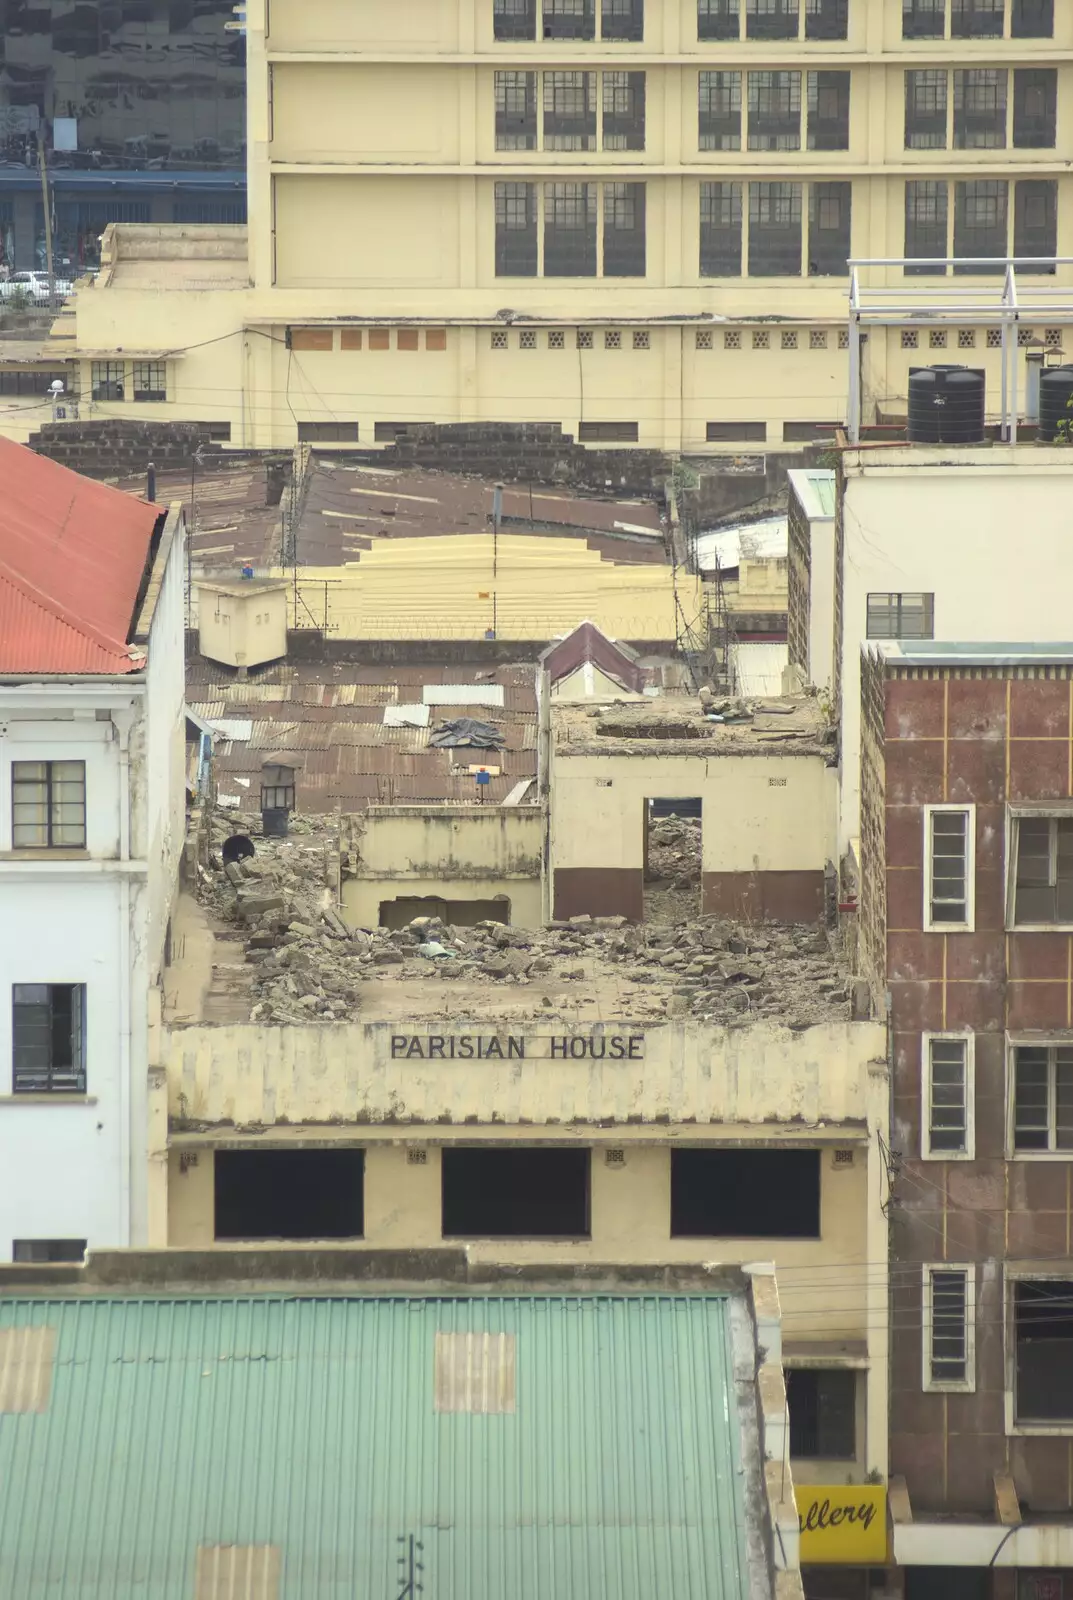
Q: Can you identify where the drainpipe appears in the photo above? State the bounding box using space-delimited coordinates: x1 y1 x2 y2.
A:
114 709 134 1246
1025 350 1044 426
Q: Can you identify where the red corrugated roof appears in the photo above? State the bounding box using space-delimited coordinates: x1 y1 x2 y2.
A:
0 436 161 674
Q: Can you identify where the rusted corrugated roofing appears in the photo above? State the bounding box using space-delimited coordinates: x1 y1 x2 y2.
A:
0 436 160 674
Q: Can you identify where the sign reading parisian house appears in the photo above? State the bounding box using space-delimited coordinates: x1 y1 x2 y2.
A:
797 1486 887 1564
390 1032 646 1060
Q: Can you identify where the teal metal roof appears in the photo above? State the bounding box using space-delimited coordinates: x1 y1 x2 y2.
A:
0 1294 754 1600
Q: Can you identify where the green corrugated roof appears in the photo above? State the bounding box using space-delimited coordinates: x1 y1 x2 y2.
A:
0 1294 754 1600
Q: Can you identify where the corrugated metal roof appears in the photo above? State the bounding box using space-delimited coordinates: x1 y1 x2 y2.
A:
0 1293 754 1600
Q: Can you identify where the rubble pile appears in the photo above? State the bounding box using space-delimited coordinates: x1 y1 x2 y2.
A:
646 815 702 888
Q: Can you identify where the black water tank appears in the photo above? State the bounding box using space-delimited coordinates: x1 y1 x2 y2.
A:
907 365 986 444
1039 365 1073 442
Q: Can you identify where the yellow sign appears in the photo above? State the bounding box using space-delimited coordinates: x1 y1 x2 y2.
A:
797 1486 887 1565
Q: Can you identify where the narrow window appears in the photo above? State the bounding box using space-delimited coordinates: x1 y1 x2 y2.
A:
495 182 538 277
804 0 847 38
12 1240 87 1263
12 984 86 1093
748 70 801 152
1015 1280 1073 1423
603 71 646 151
494 0 537 38
701 182 742 276
952 0 1003 36
91 360 124 401
748 181 802 277
746 0 798 39
1011 1044 1073 1152
495 71 537 151
707 421 767 441
953 179 1008 275
11 760 86 849
603 182 646 276
905 180 949 276
670 1148 821 1238
866 591 934 640
543 0 596 38
699 71 742 151
953 69 1007 150
544 182 597 276
442 1148 590 1237
295 422 359 442
923 1034 973 1158
698 0 740 37
905 70 948 150
924 806 974 929
808 182 851 276
1014 181 1057 272
786 1370 856 1458
924 1266 973 1389
1012 70 1056 149
1011 0 1054 36
806 71 850 151
1012 816 1073 925
543 71 597 151
132 361 166 402
601 0 643 38
578 421 640 442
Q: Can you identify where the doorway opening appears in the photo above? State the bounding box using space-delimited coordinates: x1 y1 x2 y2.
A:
214 1147 364 1240
644 798 702 922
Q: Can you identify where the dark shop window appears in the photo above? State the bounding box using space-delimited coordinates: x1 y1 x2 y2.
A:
1014 181 1057 271
700 72 742 151
1011 0 1054 36
670 1148 821 1238
543 0 596 38
701 182 743 276
698 0 740 38
905 70 948 150
748 71 801 151
495 71 537 151
749 182 802 277
905 180 949 276
746 0 798 39
953 69 1007 150
807 72 850 151
214 1148 365 1240
1013 70 1056 149
805 0 847 38
295 422 359 442
952 0 1003 35
808 183 852 275
603 72 646 150
12 1240 87 1263
495 0 537 37
543 71 597 150
544 182 597 276
495 182 538 276
442 1147 590 1238
902 0 944 36
1015 1279 1073 1424
12 984 86 1094
787 1369 857 1458
602 0 644 38
603 183 646 276
953 180 1008 274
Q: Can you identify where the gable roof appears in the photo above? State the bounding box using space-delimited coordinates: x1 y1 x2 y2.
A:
540 620 644 693
0 436 161 675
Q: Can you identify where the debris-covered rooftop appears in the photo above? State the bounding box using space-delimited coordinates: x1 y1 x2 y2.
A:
552 693 832 758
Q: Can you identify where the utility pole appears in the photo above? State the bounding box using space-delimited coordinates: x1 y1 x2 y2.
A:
36 130 54 307
491 481 503 641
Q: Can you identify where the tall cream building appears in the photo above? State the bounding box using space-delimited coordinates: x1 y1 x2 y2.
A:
37 0 1073 452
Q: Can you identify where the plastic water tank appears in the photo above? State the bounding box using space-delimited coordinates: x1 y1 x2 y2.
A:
1038 365 1073 443
907 365 986 445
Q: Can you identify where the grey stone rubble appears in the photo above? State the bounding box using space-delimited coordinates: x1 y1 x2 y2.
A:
646 815 701 889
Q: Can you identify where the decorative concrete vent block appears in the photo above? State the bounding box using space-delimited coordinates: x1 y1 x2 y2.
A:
434 1332 516 1414
195 1545 281 1600
0 1326 56 1413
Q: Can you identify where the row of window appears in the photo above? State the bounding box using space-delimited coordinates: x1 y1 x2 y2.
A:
906 68 1055 151
90 360 166 403
298 418 840 446
922 1034 1073 1160
289 328 448 353
495 180 647 275
921 805 1073 933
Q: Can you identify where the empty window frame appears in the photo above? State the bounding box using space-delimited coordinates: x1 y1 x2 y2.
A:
953 69 1007 150
1012 0 1054 37
1011 815 1073 925
495 0 537 38
495 182 538 276
905 181 949 275
132 361 166 402
215 1148 365 1240
543 0 596 38
544 71 597 150
902 0 944 36
601 0 644 38
91 360 124 401
786 1369 856 1458
603 182 646 276
670 1148 821 1238
707 421 767 441
805 0 847 37
1013 69 1057 149
442 1147 590 1237
295 422 359 442
807 71 850 151
701 182 742 276
905 70 948 150
496 71 537 150
1014 1279 1073 1424
578 421 640 441
748 71 801 152
603 72 646 151
11 760 86 849
1011 1043 1073 1152
1014 180 1057 270
923 1265 974 1391
923 805 975 930
951 0 1003 37
749 182 802 276
866 591 935 641
808 182 851 275
922 1033 974 1158
698 0 740 37
544 182 598 275
746 0 798 39
953 179 1008 274
12 984 86 1093
12 1240 87 1263
700 72 742 151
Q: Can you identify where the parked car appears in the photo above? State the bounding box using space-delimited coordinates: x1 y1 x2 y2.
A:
0 270 75 303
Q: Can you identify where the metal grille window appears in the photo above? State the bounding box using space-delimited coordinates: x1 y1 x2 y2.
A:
924 806 973 928
132 361 166 402
746 0 798 38
495 72 537 150
603 183 646 276
544 72 597 150
808 182 851 276
924 1035 972 1157
700 182 742 276
905 181 949 276
748 71 801 151
1012 816 1073 924
807 72 850 151
1012 0 1054 36
902 0 944 35
11 760 86 849
601 0 644 38
749 182 802 276
786 1370 856 1458
544 182 597 276
905 70 948 150
1013 69 1056 149
952 0 1003 36
700 72 742 151
925 1267 972 1388
953 69 1007 150
805 0 847 36
698 0 740 37
12 984 86 1093
603 72 646 150
91 360 124 401
495 0 537 38
1013 1045 1073 1151
866 591 935 640
1014 180 1057 272
495 182 538 276
954 180 1008 275
543 0 596 37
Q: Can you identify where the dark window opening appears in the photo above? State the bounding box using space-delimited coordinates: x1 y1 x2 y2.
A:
0 369 72 397
207 424 232 442
746 0 798 39
1014 181 1057 272
603 72 646 151
905 180 949 276
749 181 802 277
866 591 935 640
808 182 851 276
13 984 86 1094
952 0 1003 36
442 1147 590 1238
579 421 640 441
495 181 538 277
787 1369 856 1458
953 179 1008 275
544 182 597 276
296 422 359 442
1012 0 1054 36
544 71 597 151
12 1240 87 1263
701 182 742 276
12 759 86 849
495 0 537 38
784 421 841 441
1015 1280 1073 1423
671 1148 821 1238
603 182 646 276
953 69 1007 150
1013 69 1056 149
375 422 433 443
708 421 767 441
905 70 948 150
700 72 741 151
495 70 537 151
602 0 644 38
807 72 850 151
378 895 511 929
1013 817 1073 924
805 0 847 38
748 70 801 151
543 0 596 38
1012 1044 1073 1151
698 0 740 37
902 0 944 35
214 1148 365 1241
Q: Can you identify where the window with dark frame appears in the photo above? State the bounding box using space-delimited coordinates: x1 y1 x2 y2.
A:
926 809 971 926
905 70 948 150
11 760 86 849
1013 69 1056 149
12 1240 87 1263
1011 0 1054 36
1012 1044 1073 1151
905 180 949 275
700 71 742 151
953 179 1008 274
701 182 743 276
495 181 538 276
544 182 597 275
903 0 944 34
926 1037 969 1154
132 361 166 402
670 1148 821 1238
1015 1279 1073 1423
786 1370 856 1458
698 0 740 37
805 0 847 37
91 360 124 401
543 71 597 150
495 0 538 39
953 69 1007 150
928 1267 969 1385
806 72 850 151
952 0 1003 36
748 70 801 151
603 182 646 276
808 182 851 275
601 0 644 38
748 181 802 276
543 0 596 38
1014 180 1057 271
12 984 86 1094
866 591 935 640
603 71 646 150
746 0 798 39
495 71 537 150
1013 816 1073 924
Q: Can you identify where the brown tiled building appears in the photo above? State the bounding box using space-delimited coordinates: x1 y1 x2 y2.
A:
859 642 1073 1600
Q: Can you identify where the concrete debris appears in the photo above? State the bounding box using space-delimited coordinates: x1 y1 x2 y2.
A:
646 815 701 890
